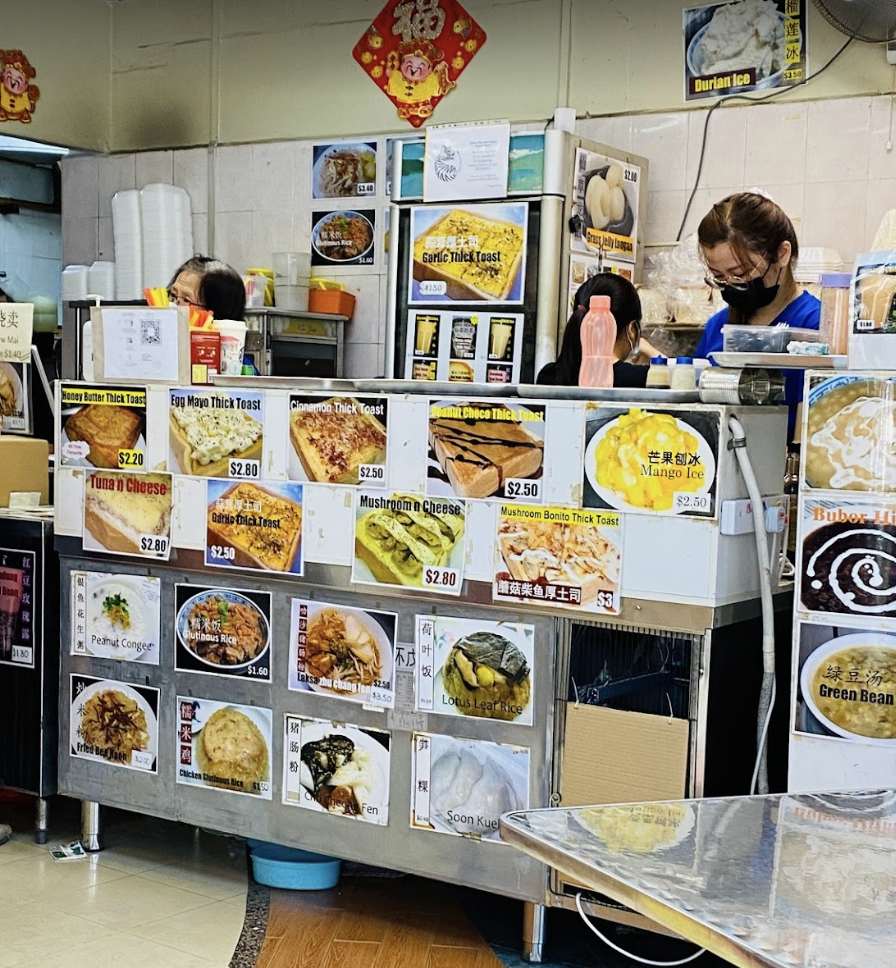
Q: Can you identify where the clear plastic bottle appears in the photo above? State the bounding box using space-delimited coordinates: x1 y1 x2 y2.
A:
578 295 616 388
646 356 670 388
819 271 851 355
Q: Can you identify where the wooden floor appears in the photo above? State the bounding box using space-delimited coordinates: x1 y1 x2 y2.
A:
257 874 506 968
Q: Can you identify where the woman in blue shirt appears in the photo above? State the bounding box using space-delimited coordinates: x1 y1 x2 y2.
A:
695 192 820 437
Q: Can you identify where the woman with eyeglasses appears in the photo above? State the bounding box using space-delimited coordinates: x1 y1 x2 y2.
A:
695 192 820 436
167 255 246 321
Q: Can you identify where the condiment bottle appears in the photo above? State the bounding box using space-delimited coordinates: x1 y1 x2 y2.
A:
646 356 670 388
578 295 616 388
819 271 851 355
671 356 696 390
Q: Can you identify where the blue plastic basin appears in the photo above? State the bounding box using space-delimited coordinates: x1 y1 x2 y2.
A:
249 841 342 890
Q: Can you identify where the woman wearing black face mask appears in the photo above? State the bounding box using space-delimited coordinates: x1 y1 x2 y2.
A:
694 192 820 437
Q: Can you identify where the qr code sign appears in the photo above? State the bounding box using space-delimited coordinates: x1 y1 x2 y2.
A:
141 320 162 345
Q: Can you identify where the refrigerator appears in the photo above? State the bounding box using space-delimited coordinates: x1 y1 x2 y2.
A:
384 128 650 383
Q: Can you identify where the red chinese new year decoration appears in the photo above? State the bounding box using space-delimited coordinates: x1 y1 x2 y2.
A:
0 50 40 124
353 0 486 128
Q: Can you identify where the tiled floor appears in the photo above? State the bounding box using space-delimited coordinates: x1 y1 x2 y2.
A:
0 805 247 968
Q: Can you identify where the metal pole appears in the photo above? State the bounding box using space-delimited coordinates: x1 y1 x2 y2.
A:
35 797 49 845
522 900 546 963
81 800 103 852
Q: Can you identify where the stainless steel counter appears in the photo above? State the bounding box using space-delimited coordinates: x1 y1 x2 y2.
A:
500 791 896 968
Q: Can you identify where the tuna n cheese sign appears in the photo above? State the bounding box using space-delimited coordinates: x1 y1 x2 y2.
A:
353 0 486 128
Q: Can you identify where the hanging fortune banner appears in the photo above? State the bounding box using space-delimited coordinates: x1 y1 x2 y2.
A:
353 0 486 128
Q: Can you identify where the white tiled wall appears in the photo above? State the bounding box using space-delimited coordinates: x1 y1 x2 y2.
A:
61 93 896 377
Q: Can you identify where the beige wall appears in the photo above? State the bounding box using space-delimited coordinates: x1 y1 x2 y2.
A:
2 0 111 151
107 0 896 152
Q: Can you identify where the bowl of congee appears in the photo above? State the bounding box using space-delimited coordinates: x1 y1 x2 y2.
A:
801 633 896 743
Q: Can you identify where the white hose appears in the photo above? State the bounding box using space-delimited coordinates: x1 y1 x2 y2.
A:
728 415 776 795
574 894 706 965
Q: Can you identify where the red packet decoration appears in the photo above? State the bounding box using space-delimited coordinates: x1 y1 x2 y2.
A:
0 51 40 124
353 0 486 128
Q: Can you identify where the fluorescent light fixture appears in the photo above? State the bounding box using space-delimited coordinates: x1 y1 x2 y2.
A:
0 135 69 155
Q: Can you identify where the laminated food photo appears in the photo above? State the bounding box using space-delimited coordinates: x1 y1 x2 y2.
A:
794 623 896 746
168 388 264 479
283 716 391 826
74 571 161 664
312 141 377 199
408 202 528 304
287 394 387 486
82 471 173 560
289 599 396 708
571 148 639 261
60 384 148 470
205 480 304 574
426 400 545 501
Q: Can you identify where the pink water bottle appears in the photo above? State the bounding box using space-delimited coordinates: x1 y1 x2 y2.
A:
578 295 616 388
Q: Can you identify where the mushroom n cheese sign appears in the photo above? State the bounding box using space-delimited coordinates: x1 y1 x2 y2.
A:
353 0 486 128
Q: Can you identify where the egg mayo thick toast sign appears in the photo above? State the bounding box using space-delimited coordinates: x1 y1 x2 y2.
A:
582 406 720 518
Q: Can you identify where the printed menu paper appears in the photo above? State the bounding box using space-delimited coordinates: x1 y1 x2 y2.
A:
287 394 388 487
0 362 31 433
177 696 273 798
493 503 622 615
408 202 528 305
168 388 264 480
101 307 179 382
427 399 546 502
793 620 896 746
352 491 466 596
312 141 377 199
60 384 147 471
71 571 161 664
205 479 304 575
82 471 173 561
423 121 510 203
0 548 35 669
410 733 529 842
0 303 33 363
311 209 376 267
405 310 524 384
684 1 806 102
582 406 719 518
70 675 159 772
416 615 534 726
283 715 391 826
175 584 272 681
289 599 397 708
570 149 640 264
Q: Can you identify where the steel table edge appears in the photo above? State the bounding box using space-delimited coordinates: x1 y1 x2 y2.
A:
498 818 778 968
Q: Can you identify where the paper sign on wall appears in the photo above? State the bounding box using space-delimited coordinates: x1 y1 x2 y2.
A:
0 303 33 363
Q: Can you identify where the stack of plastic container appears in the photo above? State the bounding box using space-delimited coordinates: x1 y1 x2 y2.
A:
61 264 90 303
87 261 116 301
273 252 311 311
140 184 194 290
112 189 143 299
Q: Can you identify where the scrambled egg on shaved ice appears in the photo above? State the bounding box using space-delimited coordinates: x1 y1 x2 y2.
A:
596 409 703 511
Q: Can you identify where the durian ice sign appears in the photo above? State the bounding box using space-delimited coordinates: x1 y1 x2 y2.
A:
570 149 640 264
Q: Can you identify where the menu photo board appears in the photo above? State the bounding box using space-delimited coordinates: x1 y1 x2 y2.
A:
570 148 640 264
205 479 304 576
311 209 376 268
177 696 273 799
684 1 806 103
174 584 272 682
71 571 161 664
82 470 173 561
0 548 35 669
582 406 720 518
60 384 147 471
289 598 397 708
352 490 466 596
0 302 33 363
312 140 377 199
0 362 31 434
793 620 896 747
283 715 391 826
408 202 528 305
168 388 264 481
405 310 524 384
416 615 534 726
566 255 632 313
426 399 547 502
798 496 896 621
410 733 530 843
287 394 388 488
70 674 159 773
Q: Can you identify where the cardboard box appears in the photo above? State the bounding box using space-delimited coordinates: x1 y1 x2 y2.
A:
0 437 49 506
560 703 689 807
